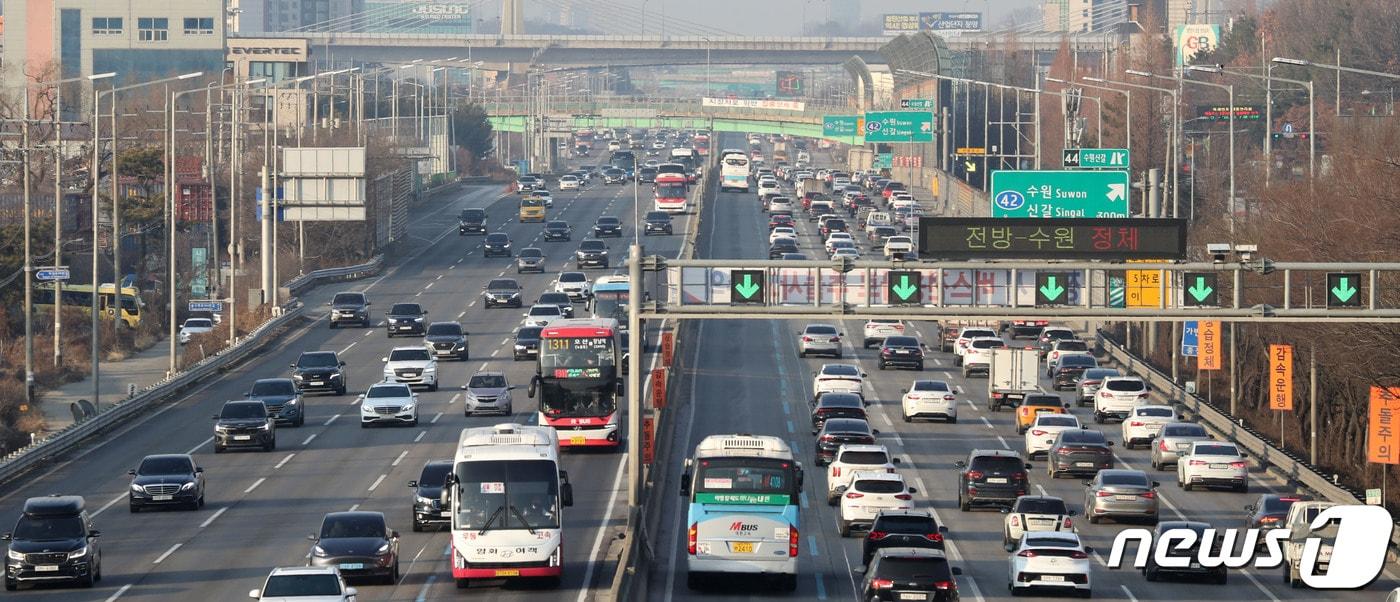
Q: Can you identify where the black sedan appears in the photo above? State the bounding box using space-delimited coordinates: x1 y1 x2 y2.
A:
128 454 204 512
815 418 878 466
543 220 573 241
878 335 925 370
482 233 512 257
513 326 543 360
1046 429 1115 479
1052 354 1099 390
308 511 400 584
424 321 469 361
810 392 867 434
769 239 800 259
1243 494 1308 530
482 278 523 308
603 168 628 184
594 216 623 237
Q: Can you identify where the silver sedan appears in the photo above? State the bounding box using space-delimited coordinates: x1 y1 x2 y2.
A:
1149 422 1212 470
1083 469 1159 524
798 324 844 358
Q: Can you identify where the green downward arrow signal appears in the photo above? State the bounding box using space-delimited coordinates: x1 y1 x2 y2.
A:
1040 276 1065 302
1187 276 1214 303
891 274 918 301
734 274 761 299
1332 277 1357 303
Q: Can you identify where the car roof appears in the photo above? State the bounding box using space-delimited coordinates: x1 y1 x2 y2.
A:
471 370 506 378
22 495 85 516
835 443 888 454
321 510 386 525
969 448 1021 459
874 547 947 559
268 566 343 577
850 470 904 482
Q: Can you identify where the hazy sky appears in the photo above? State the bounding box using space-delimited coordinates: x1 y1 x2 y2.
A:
527 0 1040 36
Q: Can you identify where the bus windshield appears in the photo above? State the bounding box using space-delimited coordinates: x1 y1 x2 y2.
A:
540 336 616 371
694 457 798 498
656 184 687 197
539 380 616 418
592 292 627 321
454 459 560 530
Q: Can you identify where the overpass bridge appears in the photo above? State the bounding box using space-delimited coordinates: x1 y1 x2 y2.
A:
480 96 853 140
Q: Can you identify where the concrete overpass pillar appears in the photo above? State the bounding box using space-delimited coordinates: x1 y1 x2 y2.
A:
501 0 525 35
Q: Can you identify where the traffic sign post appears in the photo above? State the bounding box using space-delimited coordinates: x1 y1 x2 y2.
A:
34 267 71 281
1035 272 1071 306
1181 321 1199 357
1183 272 1219 307
887 271 921 305
899 99 935 110
917 217 1188 260
990 170 1130 218
1062 148 1129 169
822 115 862 138
873 153 893 169
1326 272 1362 307
863 111 935 143
730 270 765 304
188 300 225 313
1125 268 1162 308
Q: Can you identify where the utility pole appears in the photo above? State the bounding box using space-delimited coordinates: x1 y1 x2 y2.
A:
52 83 64 368
22 90 34 405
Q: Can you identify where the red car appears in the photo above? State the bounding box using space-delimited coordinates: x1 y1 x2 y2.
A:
768 214 795 229
881 181 907 199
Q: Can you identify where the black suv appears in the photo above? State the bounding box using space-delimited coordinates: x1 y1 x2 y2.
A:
424 321 469 360
482 278 523 308
409 460 453 532
385 302 427 337
643 211 673 235
878 336 925 370
593 216 623 237
769 239 799 259
543 220 573 241
954 449 1031 510
128 454 205 512
513 326 543 360
458 208 487 235
247 377 305 426
3 496 101 590
291 351 347 395
637 166 658 183
327 291 370 328
576 240 610 268
862 510 946 565
213 400 276 453
857 548 961 602
483 232 512 257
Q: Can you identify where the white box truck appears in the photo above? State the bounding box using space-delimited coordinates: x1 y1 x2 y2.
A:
987 348 1040 412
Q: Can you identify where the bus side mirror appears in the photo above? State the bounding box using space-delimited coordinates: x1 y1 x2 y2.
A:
527 376 538 399
561 483 574 507
679 472 692 497
617 379 625 397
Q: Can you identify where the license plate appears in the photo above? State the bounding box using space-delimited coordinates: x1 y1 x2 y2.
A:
1177 443 1189 450
731 542 755 553
1115 495 1138 501
398 326 413 330
1075 462 1095 467
441 511 452 517
570 436 586 445
986 477 1008 484
339 563 364 570
494 569 520 577
1210 463 1229 469
153 495 173 501
1041 575 1065 582
33 565 58 573
899 594 927 601
234 435 251 441
309 381 323 386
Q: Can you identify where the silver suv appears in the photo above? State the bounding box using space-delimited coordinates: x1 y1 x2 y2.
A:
462 372 514 416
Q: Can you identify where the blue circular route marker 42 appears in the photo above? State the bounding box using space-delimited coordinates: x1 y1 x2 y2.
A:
865 121 882 133
994 190 1026 212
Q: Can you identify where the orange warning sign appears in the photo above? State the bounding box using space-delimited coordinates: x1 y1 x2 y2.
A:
1268 344 1293 411
1368 387 1400 464
1197 320 1221 370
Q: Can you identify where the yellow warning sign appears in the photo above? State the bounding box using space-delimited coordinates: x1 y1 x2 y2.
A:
1125 269 1163 308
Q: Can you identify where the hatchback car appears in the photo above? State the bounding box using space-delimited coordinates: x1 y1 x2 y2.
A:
515 247 547 273
359 382 418 427
812 363 867 400
815 418 878 466
1044 339 1092 374
1150 422 1212 470
307 512 400 584
1002 495 1074 549
900 380 957 423
861 511 945 565
1046 429 1115 478
837 471 916 537
247 377 304 426
956 450 1032 510
1094 376 1150 423
384 302 426 337
811 393 867 434
798 323 843 358
482 232 512 257
1007 532 1093 597
593 216 623 237
859 547 961 602
512 326 543 361
1141 521 1227 584
877 336 925 371
543 220 573 241
128 454 205 512
409 460 453 532
1083 469 1159 524
462 371 514 416
481 278 523 309
1177 441 1248 492
1121 405 1179 448
423 321 469 361
1015 393 1071 434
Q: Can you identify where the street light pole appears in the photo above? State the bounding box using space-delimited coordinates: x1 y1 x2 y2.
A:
1080 77 1132 150
1198 65 1315 180
86 72 116 410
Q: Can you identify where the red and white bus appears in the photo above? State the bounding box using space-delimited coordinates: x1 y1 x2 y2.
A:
653 172 689 213
530 318 623 448
692 134 711 157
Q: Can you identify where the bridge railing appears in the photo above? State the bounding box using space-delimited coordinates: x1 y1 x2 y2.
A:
476 95 850 124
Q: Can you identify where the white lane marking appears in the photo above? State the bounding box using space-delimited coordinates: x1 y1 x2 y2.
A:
152 543 182 564
199 507 227 529
500 337 510 345
1121 585 1139 602
324 414 340 426
1093 551 1108 566
244 478 266 493
981 416 994 429
432 412 444 424
302 433 318 446
275 453 296 469
348 504 360 512
415 291 422 297
415 430 427 442
425 282 434 290
104 584 133 601
996 435 1010 449
436 274 443 280
965 399 978 411
1035 484 1049 496
448 265 455 270
92 493 126 517
575 446 629 602
340 341 357 353
185 436 213 455
363 330 373 337
491 349 500 357
368 474 387 491
963 576 985 602
457 311 466 319
348 396 359 405
1242 568 1283 602
448 393 460 405
392 450 410 467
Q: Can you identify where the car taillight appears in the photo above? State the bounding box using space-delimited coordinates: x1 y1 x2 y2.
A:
927 532 944 542
1138 393 1151 398
871 578 894 589
895 493 913 501
868 531 888 541
1031 429 1047 436
1017 550 1038 557
887 468 895 473
1260 516 1280 524
1190 460 1207 466
966 470 984 480
1096 490 1114 497
1070 551 1089 559
802 336 813 342
845 492 864 499
1140 491 1156 499
1159 439 1170 450
1009 516 1020 526
688 523 697 555
992 392 1004 399
1230 461 1247 469
831 467 841 477
830 337 841 343
1057 448 1073 455
1129 421 1145 427
944 395 955 401
1099 391 1111 398
1012 472 1026 481
789 525 799 557
933 580 954 590
819 435 835 443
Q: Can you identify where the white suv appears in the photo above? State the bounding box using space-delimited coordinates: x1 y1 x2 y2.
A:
1120 404 1179 449
812 363 866 401
953 328 999 361
1177 441 1248 492
553 272 592 301
381 347 438 391
250 566 357 601
961 337 1007 377
825 444 899 505
862 320 905 348
1093 376 1150 423
837 471 916 537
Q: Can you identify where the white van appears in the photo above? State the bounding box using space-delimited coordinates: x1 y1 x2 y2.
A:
864 211 892 234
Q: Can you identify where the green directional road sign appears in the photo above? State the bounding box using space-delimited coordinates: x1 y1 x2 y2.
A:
1183 272 1219 307
863 111 935 143
1062 148 1130 169
990 170 1130 218
873 153 893 169
887 271 921 305
822 115 861 137
730 270 765 304
1327 272 1362 308
899 98 934 110
1036 272 1071 306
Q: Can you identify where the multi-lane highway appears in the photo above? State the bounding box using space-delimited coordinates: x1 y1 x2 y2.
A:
0 175 679 600
646 134 1396 601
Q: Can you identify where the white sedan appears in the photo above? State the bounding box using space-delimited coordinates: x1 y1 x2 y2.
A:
769 227 797 245
558 175 580 190
831 247 860 260
359 382 418 427
1121 404 1180 449
824 232 855 254
1007 532 1093 597
1177 441 1248 492
901 379 957 423
522 303 564 327
812 363 866 402
1023 414 1083 459
827 240 858 258
178 318 214 344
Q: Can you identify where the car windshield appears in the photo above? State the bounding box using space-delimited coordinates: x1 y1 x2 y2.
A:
912 381 950 392
1061 431 1107 445
250 380 296 396
332 293 364 306
487 234 508 243
823 418 870 434
1083 369 1120 379
487 279 519 290
1025 536 1081 549
389 348 431 361
426 323 462 336
296 353 338 368
520 249 543 258
560 273 587 283
818 394 863 408
1017 498 1068 514
1061 356 1098 367
1056 341 1089 351
538 293 570 305
1025 396 1062 407
470 374 507 388
221 402 266 419
874 515 936 532
1105 379 1146 392
320 515 385 539
516 327 543 341
884 336 919 347
1101 473 1151 487
1043 329 1075 340
854 479 904 494
805 325 837 335
461 209 485 220
874 557 952 581
1261 497 1303 513
822 365 860 377
184 319 212 329
529 306 561 316
389 304 421 315
138 456 193 475
261 574 343 597
1194 444 1239 456
12 515 85 541
547 221 569 229
838 450 889 465
962 329 996 339
366 385 411 399
1136 407 1175 418
972 339 1006 349
1163 424 1208 437
646 212 669 220
598 218 619 225
581 241 606 251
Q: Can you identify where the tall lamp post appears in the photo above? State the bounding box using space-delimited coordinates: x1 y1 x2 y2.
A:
1272 56 1400 114
701 36 712 95
1043 77 1105 148
1059 76 1132 149
165 73 208 375
1129 69 1227 230
1099 74 1181 219
1193 64 1315 181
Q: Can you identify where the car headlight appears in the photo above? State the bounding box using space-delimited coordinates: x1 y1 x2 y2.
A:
415 495 434 505
402 402 416 411
312 545 329 558
7 549 22 561
514 344 526 350
285 398 300 406
376 543 392 556
181 482 196 491
130 483 145 492
67 547 87 560
214 424 229 431
292 373 304 381
509 292 520 298
258 422 271 430
413 317 423 322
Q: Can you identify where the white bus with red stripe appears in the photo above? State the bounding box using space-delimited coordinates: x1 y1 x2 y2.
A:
654 172 689 213
529 318 623 448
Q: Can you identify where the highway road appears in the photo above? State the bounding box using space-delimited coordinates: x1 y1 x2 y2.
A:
646 134 1397 601
0 174 679 600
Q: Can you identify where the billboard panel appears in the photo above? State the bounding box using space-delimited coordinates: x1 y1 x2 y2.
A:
775 71 805 97
919 12 983 32
364 1 473 34
883 14 920 36
1175 24 1221 66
